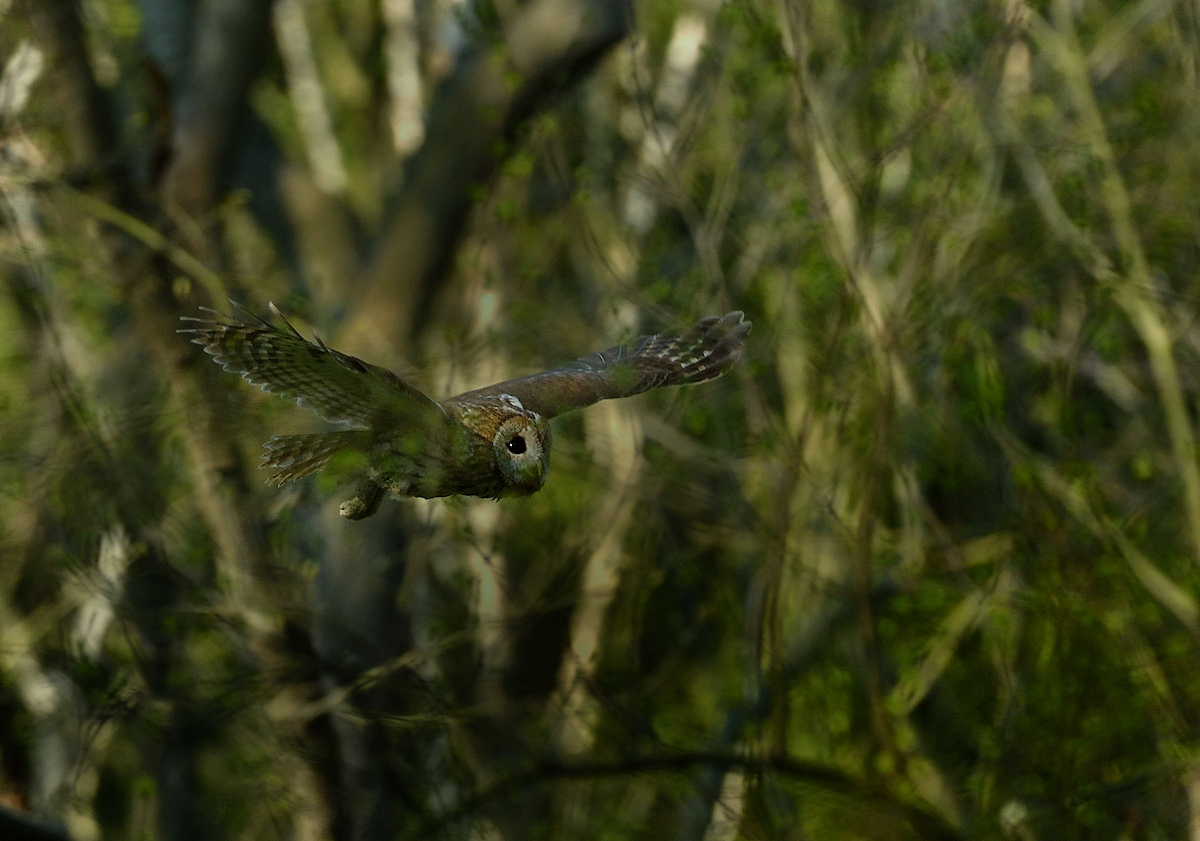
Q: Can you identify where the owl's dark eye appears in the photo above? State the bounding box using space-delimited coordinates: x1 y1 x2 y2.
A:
506 435 527 455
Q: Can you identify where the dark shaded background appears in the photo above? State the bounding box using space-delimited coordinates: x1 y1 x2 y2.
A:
3 0 1200 838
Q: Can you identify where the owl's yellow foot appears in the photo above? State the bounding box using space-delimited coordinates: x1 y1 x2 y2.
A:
338 480 385 519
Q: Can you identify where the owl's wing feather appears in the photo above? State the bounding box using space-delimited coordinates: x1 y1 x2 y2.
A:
449 311 750 419
179 302 445 429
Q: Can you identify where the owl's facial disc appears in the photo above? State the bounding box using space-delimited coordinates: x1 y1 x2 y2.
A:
493 415 550 494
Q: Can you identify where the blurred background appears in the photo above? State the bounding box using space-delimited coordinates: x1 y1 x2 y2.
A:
3 0 1200 838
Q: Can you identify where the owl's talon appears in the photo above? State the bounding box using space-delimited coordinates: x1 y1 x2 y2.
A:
339 481 385 520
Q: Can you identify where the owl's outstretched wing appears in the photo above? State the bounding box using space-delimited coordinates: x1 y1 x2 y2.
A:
179 302 445 429
449 311 750 419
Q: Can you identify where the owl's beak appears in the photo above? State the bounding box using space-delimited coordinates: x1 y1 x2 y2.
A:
524 459 546 490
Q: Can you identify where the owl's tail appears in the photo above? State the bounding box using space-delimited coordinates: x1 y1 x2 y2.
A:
261 431 372 485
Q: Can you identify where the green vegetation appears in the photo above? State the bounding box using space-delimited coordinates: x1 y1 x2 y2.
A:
3 0 1200 838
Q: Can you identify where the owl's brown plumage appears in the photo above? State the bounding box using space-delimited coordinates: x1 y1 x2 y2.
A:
179 304 750 519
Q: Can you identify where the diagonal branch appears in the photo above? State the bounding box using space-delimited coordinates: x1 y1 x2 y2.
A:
348 0 634 348
1026 1 1200 569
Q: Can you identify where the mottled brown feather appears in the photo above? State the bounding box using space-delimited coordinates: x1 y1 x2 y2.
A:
261 430 372 485
447 311 750 419
179 301 445 431
180 305 748 516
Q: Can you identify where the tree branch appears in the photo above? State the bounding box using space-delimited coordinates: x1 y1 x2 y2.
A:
21 0 118 169
349 0 633 347
413 750 962 841
160 0 277 219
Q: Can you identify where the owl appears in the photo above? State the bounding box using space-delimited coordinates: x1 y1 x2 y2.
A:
180 304 750 519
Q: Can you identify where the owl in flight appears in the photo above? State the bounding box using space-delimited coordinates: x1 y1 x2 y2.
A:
180 304 750 519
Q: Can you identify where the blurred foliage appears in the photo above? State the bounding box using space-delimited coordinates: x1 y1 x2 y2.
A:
3 0 1200 839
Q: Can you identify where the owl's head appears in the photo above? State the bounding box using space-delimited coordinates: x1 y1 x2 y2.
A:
492 413 551 494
